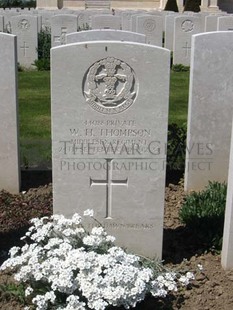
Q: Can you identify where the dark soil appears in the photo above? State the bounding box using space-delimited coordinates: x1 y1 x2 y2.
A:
0 171 233 309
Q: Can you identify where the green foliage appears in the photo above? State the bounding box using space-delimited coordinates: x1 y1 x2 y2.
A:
34 27 51 71
183 0 201 12
179 181 227 250
167 123 186 171
0 282 26 303
169 70 189 126
0 0 35 8
164 0 179 12
172 64 190 72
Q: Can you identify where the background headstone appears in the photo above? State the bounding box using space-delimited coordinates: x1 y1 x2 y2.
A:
217 16 233 31
0 15 3 32
205 15 219 31
0 33 20 193
51 14 77 47
11 15 38 68
91 15 121 30
121 10 138 31
51 41 170 259
136 14 163 46
66 29 146 43
173 16 202 66
185 31 233 191
164 14 177 51
222 117 233 270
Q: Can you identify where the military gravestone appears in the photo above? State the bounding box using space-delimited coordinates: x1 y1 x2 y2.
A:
173 16 201 66
51 41 170 259
66 29 146 44
11 15 38 68
185 32 233 191
0 33 20 193
222 116 233 270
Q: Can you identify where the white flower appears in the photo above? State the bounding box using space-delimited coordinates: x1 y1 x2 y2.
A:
83 209 94 217
186 271 195 280
9 246 20 258
197 264 204 271
25 286 33 296
0 212 196 310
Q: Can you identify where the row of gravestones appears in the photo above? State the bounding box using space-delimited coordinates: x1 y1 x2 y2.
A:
2 8 233 67
1 30 233 269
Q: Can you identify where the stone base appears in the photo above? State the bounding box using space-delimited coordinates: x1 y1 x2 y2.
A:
63 0 85 9
200 5 221 12
112 1 160 9
38 0 160 10
36 0 63 9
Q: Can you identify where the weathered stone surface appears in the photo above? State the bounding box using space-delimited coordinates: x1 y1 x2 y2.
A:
66 29 146 43
51 41 170 258
0 33 20 193
173 16 201 66
185 31 233 191
11 14 38 68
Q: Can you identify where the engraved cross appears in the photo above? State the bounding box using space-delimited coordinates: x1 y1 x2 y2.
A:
90 159 128 219
183 42 191 57
20 41 29 57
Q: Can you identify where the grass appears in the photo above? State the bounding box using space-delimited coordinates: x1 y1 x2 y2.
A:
18 70 190 168
169 70 189 126
18 71 51 168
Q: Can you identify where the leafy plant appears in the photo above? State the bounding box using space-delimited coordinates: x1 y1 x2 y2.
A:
164 0 179 12
179 181 227 250
0 0 35 8
183 0 201 12
172 64 190 72
167 123 186 171
0 282 26 303
34 27 51 71
1 211 196 309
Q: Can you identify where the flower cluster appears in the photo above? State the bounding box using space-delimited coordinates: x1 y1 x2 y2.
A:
1 211 195 310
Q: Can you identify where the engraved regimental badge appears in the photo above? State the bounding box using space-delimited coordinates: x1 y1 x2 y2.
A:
18 19 30 30
83 57 137 114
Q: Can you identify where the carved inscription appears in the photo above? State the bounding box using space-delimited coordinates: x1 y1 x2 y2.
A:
181 20 194 32
20 42 29 57
143 19 156 32
183 42 191 57
90 158 128 219
18 19 30 30
83 57 138 114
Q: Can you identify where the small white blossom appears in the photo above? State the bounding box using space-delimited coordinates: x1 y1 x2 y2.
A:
197 264 204 271
25 286 33 296
83 209 94 217
0 212 195 310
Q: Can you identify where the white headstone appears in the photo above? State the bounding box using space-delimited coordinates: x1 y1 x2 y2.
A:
0 15 3 32
164 14 176 51
217 16 233 31
91 15 122 30
185 31 233 191
38 10 55 30
205 15 218 31
77 10 110 31
121 10 138 31
66 29 146 43
51 14 78 47
136 14 163 46
173 16 202 66
222 117 233 270
2 11 19 34
0 33 20 193
51 41 170 259
11 15 38 68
